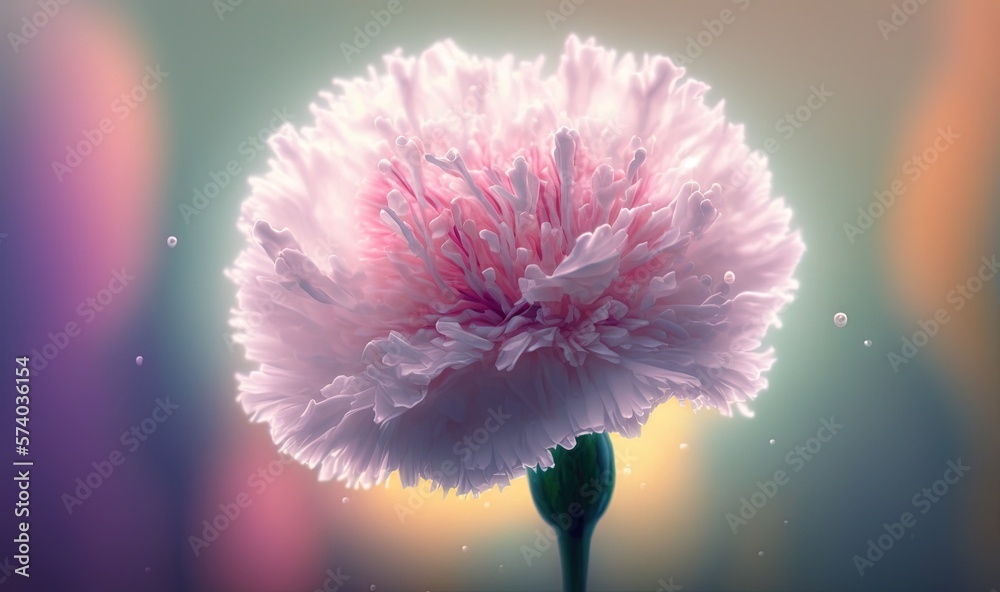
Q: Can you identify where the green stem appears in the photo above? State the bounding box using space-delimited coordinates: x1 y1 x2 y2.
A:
558 524 595 592
527 432 615 592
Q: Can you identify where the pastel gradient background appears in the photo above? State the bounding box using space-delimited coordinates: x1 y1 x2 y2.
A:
1 1 997 591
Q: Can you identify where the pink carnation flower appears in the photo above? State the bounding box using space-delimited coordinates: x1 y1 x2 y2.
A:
229 35 804 495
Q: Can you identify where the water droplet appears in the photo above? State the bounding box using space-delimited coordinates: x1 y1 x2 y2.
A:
723 271 736 284
623 465 632 476
679 443 688 450
135 356 143 366
758 551 764 557
341 497 350 504
769 438 775 445
483 501 490 509
863 339 872 347
833 312 848 327
461 545 468 553
167 236 178 248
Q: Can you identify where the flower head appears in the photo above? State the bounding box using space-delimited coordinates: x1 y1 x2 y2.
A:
229 35 804 495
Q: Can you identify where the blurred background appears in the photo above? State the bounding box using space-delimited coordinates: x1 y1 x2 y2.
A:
1 1 997 591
